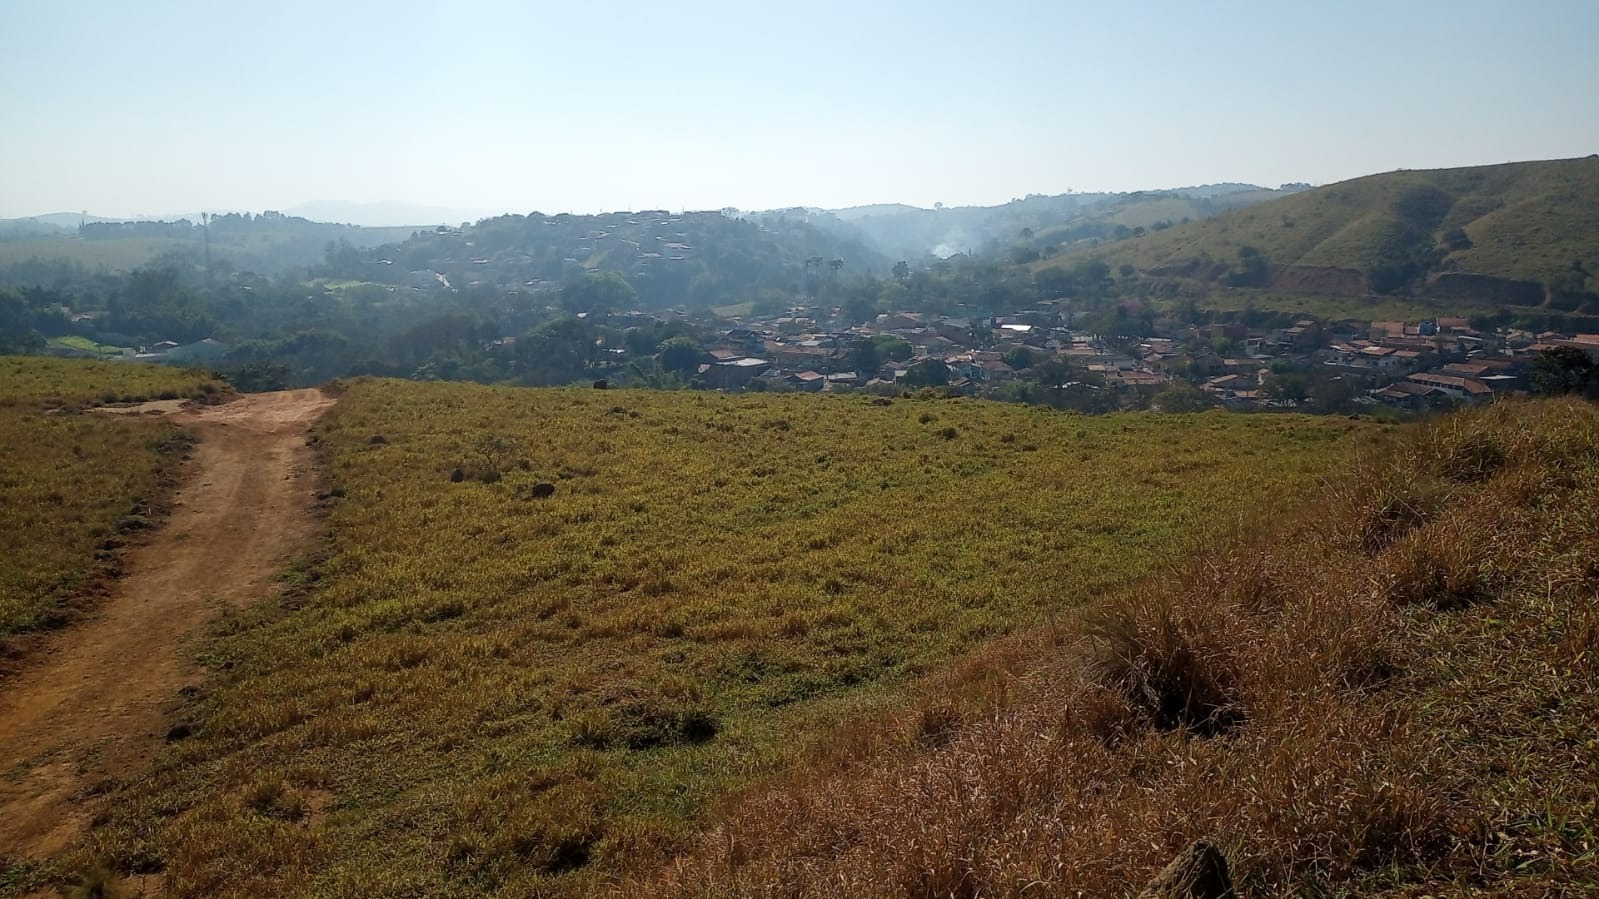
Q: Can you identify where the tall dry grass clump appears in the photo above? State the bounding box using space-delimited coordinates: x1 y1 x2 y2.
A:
625 398 1599 897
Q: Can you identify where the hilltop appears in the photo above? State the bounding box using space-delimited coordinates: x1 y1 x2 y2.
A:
1047 157 1599 314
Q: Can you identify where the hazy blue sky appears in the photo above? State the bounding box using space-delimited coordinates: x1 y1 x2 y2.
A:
3 0 1596 220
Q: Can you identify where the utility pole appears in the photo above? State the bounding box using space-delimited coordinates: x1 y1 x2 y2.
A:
201 212 212 287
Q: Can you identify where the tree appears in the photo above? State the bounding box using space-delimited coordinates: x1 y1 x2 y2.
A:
892 260 911 282
846 337 879 374
1228 246 1270 287
560 271 637 316
904 358 949 388
840 294 876 325
1002 346 1039 370
1153 383 1210 412
1262 371 1311 405
1532 347 1599 399
108 267 215 343
657 336 705 377
514 318 599 385
0 288 45 353
870 334 913 362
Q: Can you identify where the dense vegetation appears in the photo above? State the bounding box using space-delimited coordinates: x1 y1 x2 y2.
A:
629 398 1599 896
63 379 1372 897
0 359 221 643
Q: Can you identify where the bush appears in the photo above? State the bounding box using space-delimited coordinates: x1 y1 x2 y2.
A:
1087 594 1245 735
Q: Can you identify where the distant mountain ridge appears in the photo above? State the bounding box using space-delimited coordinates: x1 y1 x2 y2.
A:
284 201 492 228
796 183 1312 261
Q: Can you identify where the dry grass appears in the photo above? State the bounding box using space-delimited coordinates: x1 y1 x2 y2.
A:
58 379 1372 898
626 398 1599 897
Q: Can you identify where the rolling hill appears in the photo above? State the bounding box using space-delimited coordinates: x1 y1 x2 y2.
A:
1049 156 1599 313
347 210 889 309
23 376 1369 898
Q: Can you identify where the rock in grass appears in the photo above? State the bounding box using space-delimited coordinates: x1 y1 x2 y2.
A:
1139 841 1234 899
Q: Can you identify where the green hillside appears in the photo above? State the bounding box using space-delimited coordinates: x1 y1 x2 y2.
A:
1049 157 1599 305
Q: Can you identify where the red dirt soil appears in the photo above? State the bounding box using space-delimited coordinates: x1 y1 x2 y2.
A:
0 389 334 859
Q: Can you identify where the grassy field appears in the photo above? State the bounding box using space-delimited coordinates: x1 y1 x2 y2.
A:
45 335 127 357
66 379 1378 897
0 358 221 641
1197 288 1500 323
632 398 1599 897
1048 156 1599 294
0 355 223 407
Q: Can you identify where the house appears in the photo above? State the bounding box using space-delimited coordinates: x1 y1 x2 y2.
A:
878 312 927 331
1107 370 1165 388
1372 381 1439 410
725 328 765 355
167 339 231 363
1274 321 1322 350
1406 372 1494 403
1203 374 1248 396
705 357 770 389
1359 346 1401 369
978 359 1017 382
937 318 975 342
766 341 834 368
788 370 826 392
1547 334 1599 362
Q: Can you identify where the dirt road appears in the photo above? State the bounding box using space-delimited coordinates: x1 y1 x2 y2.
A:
0 389 334 858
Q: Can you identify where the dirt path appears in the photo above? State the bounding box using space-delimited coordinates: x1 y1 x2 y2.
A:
0 389 335 859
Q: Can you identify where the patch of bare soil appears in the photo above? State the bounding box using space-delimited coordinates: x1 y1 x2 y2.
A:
0 389 334 859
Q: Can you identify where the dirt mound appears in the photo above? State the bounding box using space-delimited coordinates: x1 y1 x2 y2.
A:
1423 271 1546 306
1269 264 1368 296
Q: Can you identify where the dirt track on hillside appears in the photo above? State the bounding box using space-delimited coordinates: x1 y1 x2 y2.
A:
0 389 334 860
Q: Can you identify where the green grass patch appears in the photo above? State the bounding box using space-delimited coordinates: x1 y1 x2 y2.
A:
0 356 224 407
1197 289 1499 323
711 301 754 318
0 358 221 640
76 380 1380 897
0 408 187 639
